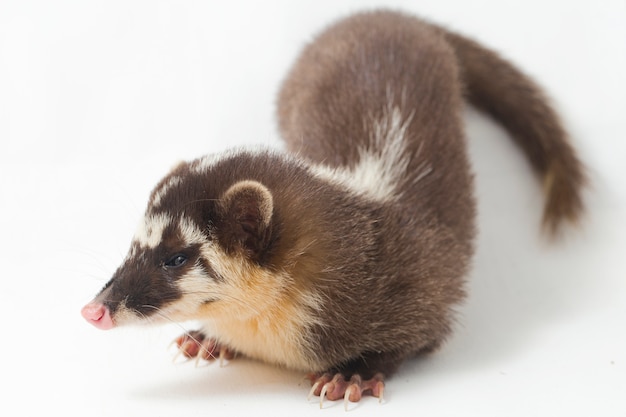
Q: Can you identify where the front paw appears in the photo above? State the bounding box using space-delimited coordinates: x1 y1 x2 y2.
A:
173 330 235 364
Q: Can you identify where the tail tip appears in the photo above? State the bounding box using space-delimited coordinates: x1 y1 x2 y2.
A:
541 163 587 238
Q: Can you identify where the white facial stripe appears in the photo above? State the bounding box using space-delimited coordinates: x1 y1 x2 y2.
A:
192 153 223 174
178 263 213 294
133 214 208 259
152 176 182 208
170 261 220 318
178 217 208 246
191 146 283 175
134 213 173 249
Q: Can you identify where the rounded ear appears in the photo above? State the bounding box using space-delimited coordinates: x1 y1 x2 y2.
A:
218 180 274 261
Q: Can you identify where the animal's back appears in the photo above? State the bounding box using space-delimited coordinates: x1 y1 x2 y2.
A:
278 10 476 245
277 10 477 378
277 9 586 383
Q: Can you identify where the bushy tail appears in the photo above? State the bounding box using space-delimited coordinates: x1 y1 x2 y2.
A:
442 29 586 236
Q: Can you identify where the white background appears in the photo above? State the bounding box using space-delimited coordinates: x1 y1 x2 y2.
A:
1 1 624 415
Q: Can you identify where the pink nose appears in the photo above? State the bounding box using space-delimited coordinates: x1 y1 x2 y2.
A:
81 302 115 330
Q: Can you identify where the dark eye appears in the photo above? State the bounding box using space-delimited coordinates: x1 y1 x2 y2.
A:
164 253 187 268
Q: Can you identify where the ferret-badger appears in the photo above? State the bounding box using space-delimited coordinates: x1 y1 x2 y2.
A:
81 10 586 406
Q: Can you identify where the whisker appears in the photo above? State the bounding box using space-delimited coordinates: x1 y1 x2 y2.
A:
139 304 187 328
177 290 263 316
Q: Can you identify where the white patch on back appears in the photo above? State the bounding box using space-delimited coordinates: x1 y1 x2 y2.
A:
310 104 425 202
134 213 173 249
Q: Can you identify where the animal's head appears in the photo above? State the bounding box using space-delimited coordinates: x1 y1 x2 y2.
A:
81 154 280 330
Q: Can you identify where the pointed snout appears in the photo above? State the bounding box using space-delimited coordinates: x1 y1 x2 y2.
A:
81 302 115 330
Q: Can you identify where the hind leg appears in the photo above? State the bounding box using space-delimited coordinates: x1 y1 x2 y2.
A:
307 352 404 409
308 371 385 408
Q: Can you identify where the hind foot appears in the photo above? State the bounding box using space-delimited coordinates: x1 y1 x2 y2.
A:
307 372 385 410
173 330 235 364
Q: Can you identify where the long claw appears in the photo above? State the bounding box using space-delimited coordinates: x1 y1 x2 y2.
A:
167 339 179 351
319 383 329 409
219 347 226 367
172 348 189 364
194 353 206 368
344 385 352 411
307 372 386 406
308 381 320 401
377 381 385 403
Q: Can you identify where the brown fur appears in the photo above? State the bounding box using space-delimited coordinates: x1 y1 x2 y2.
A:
84 9 586 390
274 9 585 376
276 11 474 377
440 29 587 234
